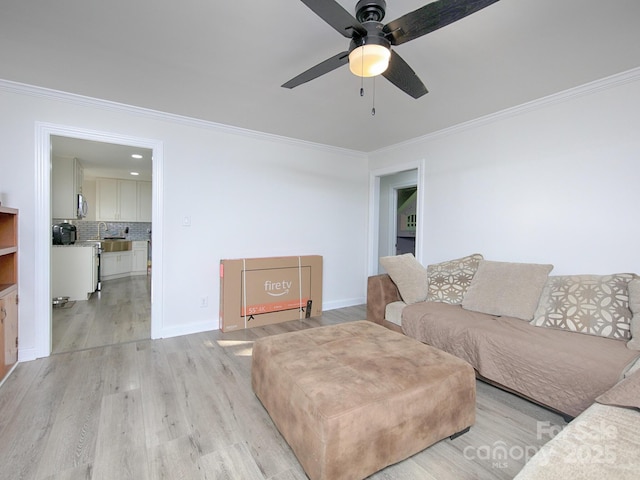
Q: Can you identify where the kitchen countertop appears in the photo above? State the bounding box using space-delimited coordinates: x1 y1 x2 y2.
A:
53 239 149 247
52 243 98 248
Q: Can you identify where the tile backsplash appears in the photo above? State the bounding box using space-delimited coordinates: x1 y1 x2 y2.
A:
53 219 152 242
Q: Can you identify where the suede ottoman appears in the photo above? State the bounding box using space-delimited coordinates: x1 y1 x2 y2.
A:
251 321 476 480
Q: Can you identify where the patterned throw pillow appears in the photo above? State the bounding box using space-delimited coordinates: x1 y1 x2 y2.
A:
531 274 636 340
426 253 483 305
627 279 640 350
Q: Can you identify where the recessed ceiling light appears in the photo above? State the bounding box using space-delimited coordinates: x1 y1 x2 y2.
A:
131 154 143 159
130 171 140 176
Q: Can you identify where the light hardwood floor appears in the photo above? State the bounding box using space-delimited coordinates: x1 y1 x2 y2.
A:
1 305 566 480
52 276 151 354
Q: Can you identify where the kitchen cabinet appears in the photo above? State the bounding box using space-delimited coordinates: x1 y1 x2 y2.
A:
101 251 133 280
0 206 18 382
91 248 99 291
52 157 84 219
96 178 151 222
96 178 137 221
137 181 152 222
102 242 147 280
51 245 98 301
96 178 118 220
131 241 148 274
119 181 138 221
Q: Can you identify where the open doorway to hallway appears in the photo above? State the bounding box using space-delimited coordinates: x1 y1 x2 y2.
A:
376 168 418 274
396 186 417 256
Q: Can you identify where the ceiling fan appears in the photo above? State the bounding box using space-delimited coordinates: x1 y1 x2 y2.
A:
282 0 500 99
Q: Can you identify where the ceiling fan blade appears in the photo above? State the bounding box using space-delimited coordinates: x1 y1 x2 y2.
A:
384 0 500 46
299 0 367 38
382 50 428 99
282 51 350 89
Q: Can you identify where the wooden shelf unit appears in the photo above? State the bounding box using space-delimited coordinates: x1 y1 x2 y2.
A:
0 206 18 381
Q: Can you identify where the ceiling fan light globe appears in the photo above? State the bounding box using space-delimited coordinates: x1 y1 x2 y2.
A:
349 44 390 77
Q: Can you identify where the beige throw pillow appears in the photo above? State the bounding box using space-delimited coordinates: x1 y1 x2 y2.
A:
426 253 484 305
462 260 553 320
531 274 635 341
379 253 427 305
626 278 640 350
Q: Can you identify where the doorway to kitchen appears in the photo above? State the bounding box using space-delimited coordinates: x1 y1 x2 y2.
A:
35 123 164 358
50 136 153 354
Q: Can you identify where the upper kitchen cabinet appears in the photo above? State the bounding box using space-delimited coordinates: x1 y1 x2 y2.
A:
137 181 152 222
96 177 151 222
52 156 84 219
96 178 137 221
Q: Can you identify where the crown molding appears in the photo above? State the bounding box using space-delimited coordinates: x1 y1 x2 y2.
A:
373 66 640 155
3 67 638 159
0 79 366 158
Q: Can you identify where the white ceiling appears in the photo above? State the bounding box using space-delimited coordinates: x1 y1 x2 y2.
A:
3 0 640 153
51 136 153 181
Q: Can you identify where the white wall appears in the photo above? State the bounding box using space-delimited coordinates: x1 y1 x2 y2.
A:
369 71 640 275
0 82 369 360
5 69 639 361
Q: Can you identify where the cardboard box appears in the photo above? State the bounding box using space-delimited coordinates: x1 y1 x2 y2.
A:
220 255 322 332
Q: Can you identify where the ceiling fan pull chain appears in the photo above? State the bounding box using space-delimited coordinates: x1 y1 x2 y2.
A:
371 76 376 116
360 48 365 97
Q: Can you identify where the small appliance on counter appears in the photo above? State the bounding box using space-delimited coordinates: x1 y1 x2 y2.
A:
52 222 77 245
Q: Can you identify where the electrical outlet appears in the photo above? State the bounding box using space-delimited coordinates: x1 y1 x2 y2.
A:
200 296 208 308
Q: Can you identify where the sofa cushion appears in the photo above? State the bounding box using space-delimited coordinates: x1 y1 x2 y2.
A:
531 274 635 341
627 278 640 350
402 301 640 417
379 253 427 305
384 301 406 327
461 260 553 320
426 253 483 305
596 369 640 410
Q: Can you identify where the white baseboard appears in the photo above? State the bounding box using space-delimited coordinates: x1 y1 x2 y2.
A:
154 318 219 339
323 297 366 311
17 347 39 362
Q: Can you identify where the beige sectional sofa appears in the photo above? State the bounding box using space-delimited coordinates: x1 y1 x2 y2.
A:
367 253 640 418
366 253 640 475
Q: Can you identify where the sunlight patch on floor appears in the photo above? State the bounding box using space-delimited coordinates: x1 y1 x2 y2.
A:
216 339 254 357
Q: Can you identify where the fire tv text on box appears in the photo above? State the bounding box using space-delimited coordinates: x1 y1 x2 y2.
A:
241 266 311 316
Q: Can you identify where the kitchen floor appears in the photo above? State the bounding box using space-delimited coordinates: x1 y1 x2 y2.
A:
52 275 151 354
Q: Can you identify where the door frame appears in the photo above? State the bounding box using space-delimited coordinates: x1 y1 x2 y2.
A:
35 122 164 358
368 160 426 276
